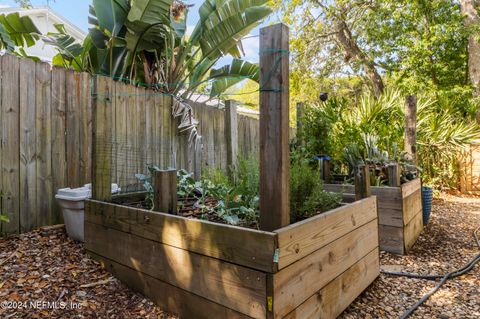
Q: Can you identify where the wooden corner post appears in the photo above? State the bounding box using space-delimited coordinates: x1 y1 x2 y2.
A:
322 159 332 183
387 163 401 187
259 24 290 231
153 169 177 215
92 76 113 201
225 100 238 178
405 95 417 163
355 165 371 200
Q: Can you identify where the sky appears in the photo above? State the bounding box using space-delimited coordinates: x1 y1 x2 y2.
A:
0 0 278 64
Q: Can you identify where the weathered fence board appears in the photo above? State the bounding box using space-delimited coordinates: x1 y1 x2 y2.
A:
51 67 67 224
460 141 480 194
36 62 53 227
1 55 20 234
0 54 262 235
19 58 37 232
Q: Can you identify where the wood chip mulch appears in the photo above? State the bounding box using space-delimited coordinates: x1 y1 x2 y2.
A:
0 194 479 318
0 226 175 319
341 193 480 319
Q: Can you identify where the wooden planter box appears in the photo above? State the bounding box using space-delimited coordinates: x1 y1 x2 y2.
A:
324 178 423 255
84 196 379 319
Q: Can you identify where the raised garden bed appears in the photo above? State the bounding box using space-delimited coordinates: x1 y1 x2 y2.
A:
84 195 379 319
324 178 423 255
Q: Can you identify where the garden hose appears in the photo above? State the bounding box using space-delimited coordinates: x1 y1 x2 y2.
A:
379 226 480 319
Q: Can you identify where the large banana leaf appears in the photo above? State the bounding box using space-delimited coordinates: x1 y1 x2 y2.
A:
199 6 271 59
191 0 268 47
209 59 259 97
92 0 129 37
44 24 84 63
0 23 15 51
88 1 131 77
201 0 268 32
0 13 40 47
125 0 174 53
125 21 169 52
128 0 172 24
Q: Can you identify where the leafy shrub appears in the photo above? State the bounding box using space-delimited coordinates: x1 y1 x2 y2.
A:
300 89 480 188
290 160 342 222
204 157 260 226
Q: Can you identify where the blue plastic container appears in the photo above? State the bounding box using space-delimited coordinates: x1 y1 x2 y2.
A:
421 186 433 225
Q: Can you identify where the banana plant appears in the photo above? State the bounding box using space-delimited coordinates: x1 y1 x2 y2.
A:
44 0 270 140
46 0 269 96
0 12 40 54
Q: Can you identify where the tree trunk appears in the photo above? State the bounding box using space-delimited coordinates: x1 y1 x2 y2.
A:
460 0 480 122
335 21 384 98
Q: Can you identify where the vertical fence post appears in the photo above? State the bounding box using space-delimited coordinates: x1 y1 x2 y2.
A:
92 76 113 201
405 95 417 163
153 169 177 215
259 23 290 231
296 102 304 146
225 100 238 178
387 163 401 187
322 159 332 183
355 165 371 200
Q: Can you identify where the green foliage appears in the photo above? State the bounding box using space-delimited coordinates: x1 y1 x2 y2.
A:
209 59 259 98
44 24 86 72
299 90 404 162
365 0 468 92
416 98 480 187
300 90 480 188
42 0 271 101
231 156 261 202
280 0 468 95
225 79 260 109
289 159 342 222
204 156 260 226
137 155 341 227
0 12 40 53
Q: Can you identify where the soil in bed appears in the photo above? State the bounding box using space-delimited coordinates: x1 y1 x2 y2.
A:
111 195 332 230
112 196 261 229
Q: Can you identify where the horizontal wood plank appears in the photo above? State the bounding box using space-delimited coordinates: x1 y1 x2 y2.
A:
275 197 377 269
378 206 404 227
85 222 267 318
324 184 402 201
404 211 423 253
283 248 380 319
401 178 422 198
272 220 379 318
85 200 277 273
402 188 422 225
89 252 253 319
378 225 404 255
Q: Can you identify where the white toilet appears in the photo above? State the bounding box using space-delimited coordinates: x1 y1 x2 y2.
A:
55 184 119 242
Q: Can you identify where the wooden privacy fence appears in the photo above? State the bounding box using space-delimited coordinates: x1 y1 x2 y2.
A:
0 54 261 236
460 141 480 194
